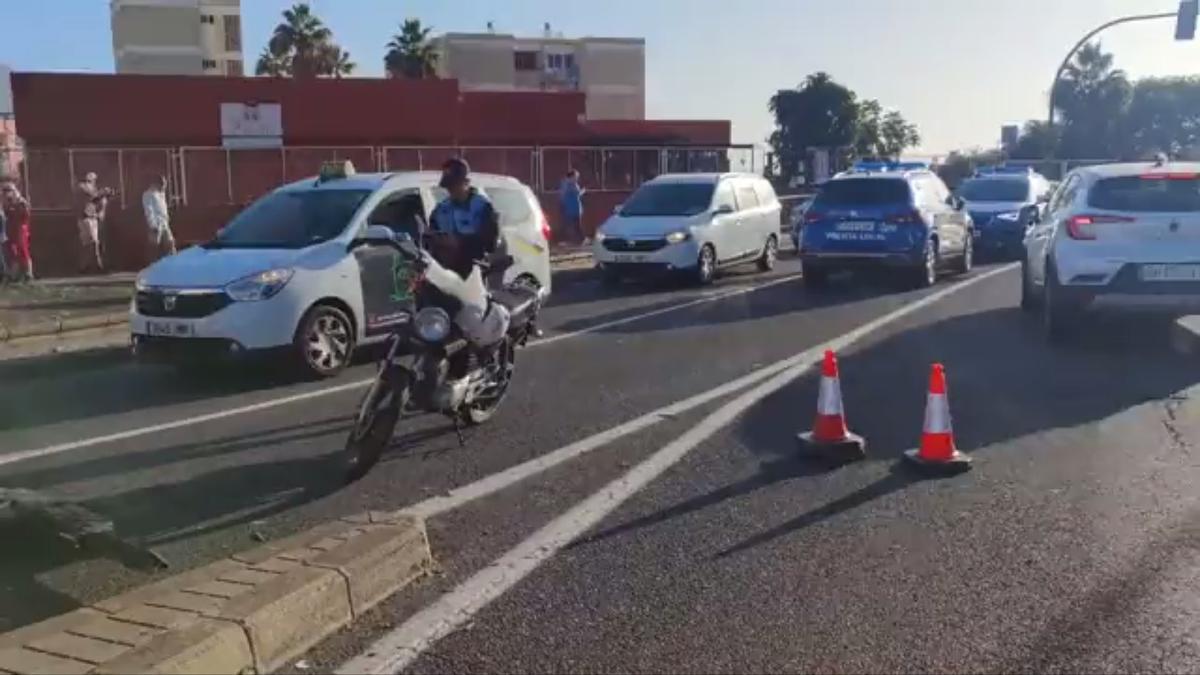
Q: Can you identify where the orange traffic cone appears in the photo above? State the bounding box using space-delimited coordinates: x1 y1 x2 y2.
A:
903 363 971 474
797 350 866 461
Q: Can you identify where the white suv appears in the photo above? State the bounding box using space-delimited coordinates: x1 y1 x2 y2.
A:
593 173 782 285
1022 161 1200 340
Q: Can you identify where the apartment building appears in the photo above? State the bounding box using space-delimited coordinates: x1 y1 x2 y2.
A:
111 0 243 76
435 30 645 120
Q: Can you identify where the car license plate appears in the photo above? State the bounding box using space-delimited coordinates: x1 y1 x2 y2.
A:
612 253 648 263
835 221 877 232
1140 264 1200 282
144 320 195 337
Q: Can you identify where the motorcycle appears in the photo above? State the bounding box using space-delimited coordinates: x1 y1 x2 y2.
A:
343 225 541 482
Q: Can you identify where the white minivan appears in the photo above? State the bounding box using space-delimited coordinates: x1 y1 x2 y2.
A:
130 165 552 377
593 173 782 285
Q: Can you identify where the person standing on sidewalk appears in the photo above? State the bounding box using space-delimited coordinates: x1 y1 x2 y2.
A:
558 169 585 246
2 181 34 282
142 175 176 261
76 172 113 273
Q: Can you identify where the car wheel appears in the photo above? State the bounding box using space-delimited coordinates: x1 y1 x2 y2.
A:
1043 260 1080 343
756 236 778 272
802 262 828 288
1020 259 1040 312
695 245 717 285
295 304 355 378
954 236 973 275
913 240 938 288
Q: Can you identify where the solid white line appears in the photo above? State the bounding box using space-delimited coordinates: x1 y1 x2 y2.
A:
336 264 1018 675
0 272 802 468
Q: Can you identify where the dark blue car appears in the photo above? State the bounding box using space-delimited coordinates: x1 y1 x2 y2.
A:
798 163 973 288
958 168 1053 260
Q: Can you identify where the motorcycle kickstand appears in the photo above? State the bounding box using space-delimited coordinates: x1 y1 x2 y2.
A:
452 414 466 447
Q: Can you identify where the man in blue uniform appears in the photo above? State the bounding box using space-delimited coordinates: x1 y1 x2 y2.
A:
430 158 501 279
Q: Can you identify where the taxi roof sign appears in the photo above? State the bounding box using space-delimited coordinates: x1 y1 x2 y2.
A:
318 160 356 182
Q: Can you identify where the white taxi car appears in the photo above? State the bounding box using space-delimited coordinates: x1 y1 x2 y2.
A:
1023 160 1200 341
131 163 552 377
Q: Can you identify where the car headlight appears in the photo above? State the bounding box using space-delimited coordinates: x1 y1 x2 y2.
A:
414 307 451 343
665 230 692 244
225 268 294 302
995 211 1020 223
135 274 150 292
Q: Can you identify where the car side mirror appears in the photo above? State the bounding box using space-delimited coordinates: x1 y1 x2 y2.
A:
713 204 735 216
613 203 623 215
947 196 965 211
348 224 396 251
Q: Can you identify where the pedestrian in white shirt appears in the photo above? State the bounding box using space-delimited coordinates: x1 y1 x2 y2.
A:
142 175 175 260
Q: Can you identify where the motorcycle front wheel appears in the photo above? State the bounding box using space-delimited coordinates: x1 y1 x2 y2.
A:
465 338 515 425
344 367 409 483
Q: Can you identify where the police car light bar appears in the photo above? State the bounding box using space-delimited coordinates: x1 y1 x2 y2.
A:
976 165 1034 176
848 160 930 174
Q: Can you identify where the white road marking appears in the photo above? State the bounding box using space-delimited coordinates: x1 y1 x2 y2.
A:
0 272 802 468
336 264 1017 675
534 273 802 346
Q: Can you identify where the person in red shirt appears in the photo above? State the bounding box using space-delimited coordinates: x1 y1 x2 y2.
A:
2 181 33 282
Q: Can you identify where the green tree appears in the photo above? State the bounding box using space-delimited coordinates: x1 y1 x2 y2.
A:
1053 42 1130 158
852 99 883 159
1010 120 1061 160
936 149 1003 190
768 72 859 182
384 19 439 79
879 110 921 159
1120 76 1200 159
254 3 354 78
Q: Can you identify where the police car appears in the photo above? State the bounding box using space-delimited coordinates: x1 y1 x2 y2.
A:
958 166 1053 259
130 162 552 378
798 161 973 287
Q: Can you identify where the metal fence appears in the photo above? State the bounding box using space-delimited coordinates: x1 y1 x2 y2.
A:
19 144 759 212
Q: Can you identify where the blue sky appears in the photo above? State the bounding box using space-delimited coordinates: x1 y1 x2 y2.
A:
3 0 1200 154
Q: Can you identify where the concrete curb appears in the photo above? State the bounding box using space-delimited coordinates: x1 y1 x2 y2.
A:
0 312 128 343
0 512 431 674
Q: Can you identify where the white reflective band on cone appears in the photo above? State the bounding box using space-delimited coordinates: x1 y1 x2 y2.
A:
817 376 843 416
923 393 952 433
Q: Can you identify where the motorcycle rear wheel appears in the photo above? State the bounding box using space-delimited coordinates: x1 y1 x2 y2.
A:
344 369 409 483
465 338 515 425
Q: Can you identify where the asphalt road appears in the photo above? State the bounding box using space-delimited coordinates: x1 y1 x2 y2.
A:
7 256 1200 673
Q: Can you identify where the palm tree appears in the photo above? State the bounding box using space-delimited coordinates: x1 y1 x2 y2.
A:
254 3 351 78
1053 42 1131 157
321 44 356 78
384 19 439 79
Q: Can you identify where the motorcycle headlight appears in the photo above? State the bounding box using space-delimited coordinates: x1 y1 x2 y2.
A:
995 211 1020 223
414 307 451 343
225 268 294 302
665 230 692 244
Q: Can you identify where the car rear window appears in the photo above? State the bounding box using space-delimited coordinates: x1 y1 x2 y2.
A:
620 182 715 217
959 178 1030 202
815 179 912 207
486 186 536 228
1089 176 1200 212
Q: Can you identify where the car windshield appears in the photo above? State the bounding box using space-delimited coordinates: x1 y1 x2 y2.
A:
814 179 911 207
620 182 715 217
211 189 371 248
959 178 1030 202
1089 175 1200 212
